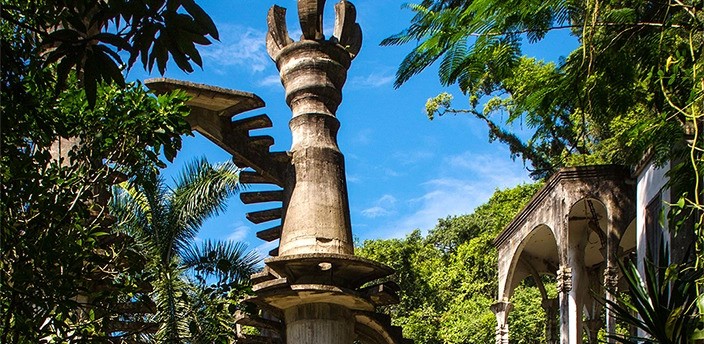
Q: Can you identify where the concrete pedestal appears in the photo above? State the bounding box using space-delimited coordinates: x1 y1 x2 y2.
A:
285 303 355 344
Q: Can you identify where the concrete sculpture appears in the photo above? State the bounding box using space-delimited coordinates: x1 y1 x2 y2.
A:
147 1 410 343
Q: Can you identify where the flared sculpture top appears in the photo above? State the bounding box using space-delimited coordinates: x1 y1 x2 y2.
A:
268 0 361 257
266 0 362 118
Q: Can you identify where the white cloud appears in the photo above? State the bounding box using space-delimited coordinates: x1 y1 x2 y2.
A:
352 128 373 145
201 25 268 73
447 151 528 186
258 74 282 87
347 174 362 183
383 168 401 177
226 222 250 242
361 206 391 218
393 149 434 165
380 151 530 238
378 194 397 205
360 194 398 218
349 72 394 88
253 240 279 258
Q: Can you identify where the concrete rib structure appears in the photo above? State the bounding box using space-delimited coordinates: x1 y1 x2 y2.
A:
147 1 410 343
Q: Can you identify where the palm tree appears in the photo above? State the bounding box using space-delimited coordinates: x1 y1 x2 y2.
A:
111 158 259 343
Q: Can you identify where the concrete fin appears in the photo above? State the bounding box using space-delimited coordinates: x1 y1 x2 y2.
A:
246 208 282 224
241 190 284 204
249 135 275 149
333 1 355 42
333 1 362 58
256 225 283 242
231 114 273 132
266 6 293 58
239 171 274 184
232 155 249 168
234 311 283 332
298 0 325 40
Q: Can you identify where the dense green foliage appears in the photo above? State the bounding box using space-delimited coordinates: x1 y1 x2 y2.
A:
1 0 219 341
357 183 545 343
386 0 702 180
111 158 259 343
387 1 704 337
605 242 704 343
2 0 218 106
1 79 191 342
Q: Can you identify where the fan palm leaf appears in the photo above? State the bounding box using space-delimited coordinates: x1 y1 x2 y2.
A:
110 157 254 343
181 239 259 286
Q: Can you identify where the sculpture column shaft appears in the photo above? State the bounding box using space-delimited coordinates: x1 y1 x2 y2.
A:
276 41 355 256
285 303 355 344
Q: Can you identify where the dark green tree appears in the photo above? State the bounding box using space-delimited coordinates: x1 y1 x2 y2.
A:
386 2 704 333
385 0 700 179
1 0 220 341
357 183 544 343
111 158 259 343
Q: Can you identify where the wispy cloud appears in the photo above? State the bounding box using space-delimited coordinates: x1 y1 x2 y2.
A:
361 206 391 218
447 152 528 186
253 240 279 258
347 174 362 183
383 168 401 177
349 72 395 88
201 25 268 73
258 74 281 87
361 194 397 218
352 128 373 145
226 222 251 242
379 151 530 238
393 149 434 165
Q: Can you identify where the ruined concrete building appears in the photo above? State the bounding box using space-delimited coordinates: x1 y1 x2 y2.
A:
148 1 410 343
492 159 695 343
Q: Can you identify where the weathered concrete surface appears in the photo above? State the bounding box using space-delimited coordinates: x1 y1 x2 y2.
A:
494 165 636 344
147 2 410 343
285 303 355 344
250 1 409 343
281 112 353 256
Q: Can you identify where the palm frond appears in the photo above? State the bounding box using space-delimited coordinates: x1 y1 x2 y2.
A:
181 239 260 286
153 265 192 343
168 157 242 258
603 240 703 343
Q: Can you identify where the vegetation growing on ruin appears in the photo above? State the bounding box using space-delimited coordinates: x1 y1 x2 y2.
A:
357 183 547 343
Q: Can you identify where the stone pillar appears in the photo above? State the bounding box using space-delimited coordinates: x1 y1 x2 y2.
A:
603 264 619 342
251 3 408 344
542 298 559 344
603 219 621 343
491 301 512 344
269 6 357 257
285 303 355 344
557 266 576 344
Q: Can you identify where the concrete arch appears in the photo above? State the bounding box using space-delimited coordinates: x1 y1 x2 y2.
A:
567 197 609 268
500 224 559 302
492 165 637 344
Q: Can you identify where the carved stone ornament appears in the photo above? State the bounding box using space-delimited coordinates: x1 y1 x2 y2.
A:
266 0 362 60
603 266 619 289
556 266 573 293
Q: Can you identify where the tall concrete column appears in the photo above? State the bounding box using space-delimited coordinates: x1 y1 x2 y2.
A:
275 41 354 256
238 2 410 344
491 301 512 344
285 303 355 344
603 218 621 342
557 265 579 344
542 298 559 344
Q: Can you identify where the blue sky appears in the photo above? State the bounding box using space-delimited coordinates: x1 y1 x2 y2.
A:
128 0 578 256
